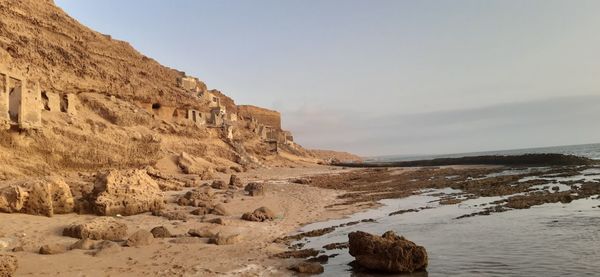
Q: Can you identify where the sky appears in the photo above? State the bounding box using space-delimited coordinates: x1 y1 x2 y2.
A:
55 0 600 157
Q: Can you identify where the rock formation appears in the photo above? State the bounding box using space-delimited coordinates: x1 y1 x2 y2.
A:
348 230 428 273
63 217 128 240
0 177 74 217
241 207 275 222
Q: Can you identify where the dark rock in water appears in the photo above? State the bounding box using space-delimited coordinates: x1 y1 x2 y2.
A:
348 230 428 273
274 248 319 259
288 262 324 274
323 242 348 250
307 254 330 264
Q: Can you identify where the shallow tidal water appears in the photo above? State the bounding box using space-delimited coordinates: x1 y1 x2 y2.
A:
296 183 600 276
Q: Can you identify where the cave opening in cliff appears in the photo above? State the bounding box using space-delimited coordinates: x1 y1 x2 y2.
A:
8 77 22 123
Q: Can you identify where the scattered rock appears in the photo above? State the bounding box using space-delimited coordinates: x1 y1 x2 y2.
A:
207 217 228 225
155 210 188 221
69 239 97 250
0 254 18 277
63 217 128 240
210 180 227 190
211 204 229 216
177 152 205 175
274 249 319 259
190 207 212 215
169 237 202 244
348 230 428 273
244 182 265 196
323 242 349 250
39 243 68 255
209 233 241 245
229 175 243 188
241 207 275 222
288 262 324 274
176 188 214 207
87 170 164 216
188 228 215 238
125 230 154 247
307 255 330 264
150 226 172 238
551 186 560 191
11 247 24 252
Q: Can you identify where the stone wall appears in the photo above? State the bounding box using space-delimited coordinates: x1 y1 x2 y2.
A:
237 105 281 130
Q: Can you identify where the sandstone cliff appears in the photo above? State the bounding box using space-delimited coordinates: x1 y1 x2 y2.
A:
0 0 316 179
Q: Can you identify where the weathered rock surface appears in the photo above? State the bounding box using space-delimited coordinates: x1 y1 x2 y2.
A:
211 204 229 216
0 177 74 217
288 262 324 274
348 231 427 273
150 226 172 238
87 170 164 216
0 254 18 277
125 230 154 247
188 228 215 238
241 207 275 222
244 182 265 196
63 217 128 240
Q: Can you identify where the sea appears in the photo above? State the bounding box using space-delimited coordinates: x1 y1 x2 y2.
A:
366 143 600 163
292 143 600 276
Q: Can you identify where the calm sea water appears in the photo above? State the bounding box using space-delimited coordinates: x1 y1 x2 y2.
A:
368 143 600 162
292 145 600 276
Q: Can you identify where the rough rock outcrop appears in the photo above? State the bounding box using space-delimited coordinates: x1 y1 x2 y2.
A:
0 254 18 277
88 170 164 216
210 180 227 190
348 231 428 273
241 207 275 222
211 204 229 216
0 177 74 217
177 152 205 175
244 183 265 196
63 217 128 240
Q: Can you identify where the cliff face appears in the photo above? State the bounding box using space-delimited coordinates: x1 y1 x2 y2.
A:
0 0 315 179
0 0 236 110
237 105 282 130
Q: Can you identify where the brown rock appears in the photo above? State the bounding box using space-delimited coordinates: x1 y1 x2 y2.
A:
188 228 215 238
210 180 227 190
244 182 265 197
229 174 243 188
88 170 164 216
291 178 311 185
348 230 428 273
169 237 202 244
39 243 68 255
177 188 214 207
0 254 18 277
156 210 188 221
190 207 212 215
0 177 74 217
211 204 229 216
177 152 205 175
241 207 275 222
63 217 128 240
274 249 319 259
150 226 172 238
288 262 324 274
207 217 228 225
209 233 241 245
125 230 154 247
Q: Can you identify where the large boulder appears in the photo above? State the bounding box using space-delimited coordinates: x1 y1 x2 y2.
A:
0 177 74 217
0 254 18 277
63 217 128 240
241 207 275 222
348 231 427 273
88 170 164 216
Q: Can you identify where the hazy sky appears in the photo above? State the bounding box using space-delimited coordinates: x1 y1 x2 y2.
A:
56 0 600 156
